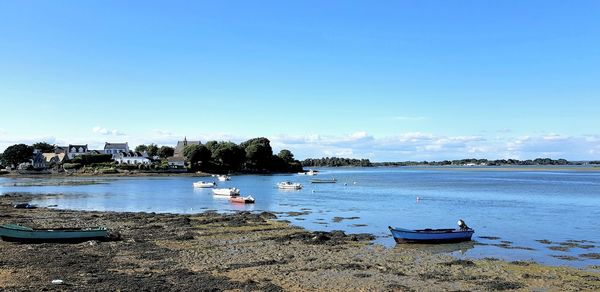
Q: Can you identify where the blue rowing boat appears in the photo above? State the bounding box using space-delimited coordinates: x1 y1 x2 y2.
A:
0 224 108 243
388 226 474 244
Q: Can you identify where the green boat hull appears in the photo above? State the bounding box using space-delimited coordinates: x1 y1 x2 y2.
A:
0 224 107 242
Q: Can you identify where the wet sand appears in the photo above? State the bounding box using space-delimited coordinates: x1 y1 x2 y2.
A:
0 194 598 291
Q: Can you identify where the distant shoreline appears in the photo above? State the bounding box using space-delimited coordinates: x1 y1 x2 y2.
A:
383 165 600 172
306 165 600 172
302 157 600 169
2 165 600 179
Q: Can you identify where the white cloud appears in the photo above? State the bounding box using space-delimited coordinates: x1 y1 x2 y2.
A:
542 134 569 141
3 127 600 162
92 126 125 136
0 130 61 152
467 146 488 153
269 131 600 161
152 129 174 136
584 135 600 142
92 126 109 135
350 131 370 140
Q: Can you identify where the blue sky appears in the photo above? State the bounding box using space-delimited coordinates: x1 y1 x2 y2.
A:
1 1 599 161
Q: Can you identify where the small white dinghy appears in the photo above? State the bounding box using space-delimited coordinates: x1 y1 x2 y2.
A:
212 188 241 196
193 181 216 188
277 181 303 190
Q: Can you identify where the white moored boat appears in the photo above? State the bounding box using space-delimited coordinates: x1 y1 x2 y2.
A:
277 181 303 190
298 170 317 176
212 188 241 196
193 181 216 188
217 175 231 182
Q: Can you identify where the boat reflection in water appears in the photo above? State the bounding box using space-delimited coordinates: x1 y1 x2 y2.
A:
228 202 256 212
392 241 475 256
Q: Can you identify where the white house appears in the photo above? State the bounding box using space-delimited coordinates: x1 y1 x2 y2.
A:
67 144 89 159
167 156 186 169
114 151 151 165
104 142 130 157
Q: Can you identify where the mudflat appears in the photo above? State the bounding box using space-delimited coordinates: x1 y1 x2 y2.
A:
0 194 598 291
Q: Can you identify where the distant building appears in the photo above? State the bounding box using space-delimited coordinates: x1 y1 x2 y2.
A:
18 150 48 170
104 142 130 157
167 156 186 169
174 137 201 157
31 150 47 169
42 153 67 165
114 151 151 165
55 146 68 155
67 144 89 159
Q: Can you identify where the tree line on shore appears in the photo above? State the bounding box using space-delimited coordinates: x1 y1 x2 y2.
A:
179 137 302 173
302 157 373 167
0 138 303 174
0 142 176 170
134 144 174 158
374 158 580 166
302 157 598 167
2 142 597 171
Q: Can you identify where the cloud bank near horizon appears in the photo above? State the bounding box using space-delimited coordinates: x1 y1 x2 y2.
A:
1 128 598 162
270 132 600 161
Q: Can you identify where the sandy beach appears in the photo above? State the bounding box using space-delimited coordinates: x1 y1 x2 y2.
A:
0 194 598 291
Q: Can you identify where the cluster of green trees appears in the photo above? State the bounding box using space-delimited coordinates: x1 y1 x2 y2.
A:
302 157 373 167
134 144 174 158
183 137 302 173
32 142 55 153
72 154 113 165
0 142 60 168
0 144 34 167
0 139 302 174
299 157 589 168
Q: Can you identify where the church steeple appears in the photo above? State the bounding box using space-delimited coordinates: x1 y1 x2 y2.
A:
183 136 187 146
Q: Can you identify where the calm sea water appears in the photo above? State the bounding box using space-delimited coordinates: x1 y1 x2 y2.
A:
1 167 599 268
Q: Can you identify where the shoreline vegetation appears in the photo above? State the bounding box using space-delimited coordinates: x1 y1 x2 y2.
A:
0 138 303 177
2 140 599 177
302 157 600 168
0 194 598 291
3 164 600 179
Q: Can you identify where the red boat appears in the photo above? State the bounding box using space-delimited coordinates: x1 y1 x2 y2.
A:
229 195 255 204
